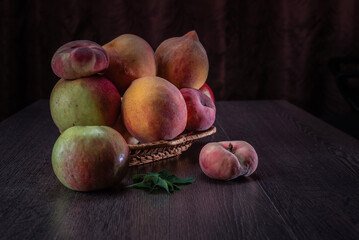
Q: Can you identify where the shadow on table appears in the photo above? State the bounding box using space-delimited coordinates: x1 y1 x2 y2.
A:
197 172 260 185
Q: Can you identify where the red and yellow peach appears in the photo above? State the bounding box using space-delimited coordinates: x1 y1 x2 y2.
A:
155 30 209 89
121 76 187 143
103 34 157 95
180 88 216 131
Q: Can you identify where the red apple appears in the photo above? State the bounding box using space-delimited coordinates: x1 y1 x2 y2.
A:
180 88 216 131
199 141 258 180
199 83 215 103
51 40 109 79
52 126 129 191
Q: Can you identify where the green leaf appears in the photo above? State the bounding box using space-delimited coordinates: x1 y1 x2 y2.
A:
158 170 174 180
126 169 196 194
144 174 158 183
156 178 170 193
157 169 196 184
165 180 174 193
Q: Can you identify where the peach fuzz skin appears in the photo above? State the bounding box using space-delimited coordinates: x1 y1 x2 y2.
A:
51 40 109 79
155 30 209 89
103 34 156 95
121 76 187 143
199 141 258 180
180 88 216 131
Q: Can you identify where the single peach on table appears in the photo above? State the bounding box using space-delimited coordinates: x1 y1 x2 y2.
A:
155 30 209 89
199 141 258 180
121 76 187 143
180 88 216 131
50 75 121 133
51 40 109 79
103 34 157 95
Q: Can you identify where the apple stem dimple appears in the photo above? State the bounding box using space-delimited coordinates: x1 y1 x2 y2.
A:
228 143 236 154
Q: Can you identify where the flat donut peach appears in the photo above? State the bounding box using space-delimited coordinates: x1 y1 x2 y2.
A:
51 40 109 79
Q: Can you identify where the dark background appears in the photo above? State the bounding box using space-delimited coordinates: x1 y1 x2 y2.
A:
1 0 359 136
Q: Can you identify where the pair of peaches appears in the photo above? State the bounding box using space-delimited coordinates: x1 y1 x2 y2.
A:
50 31 257 191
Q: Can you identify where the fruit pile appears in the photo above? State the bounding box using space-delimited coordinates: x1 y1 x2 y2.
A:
50 31 216 142
50 31 217 191
49 30 258 192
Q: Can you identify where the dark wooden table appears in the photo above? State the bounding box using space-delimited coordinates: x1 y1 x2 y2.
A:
1 100 359 240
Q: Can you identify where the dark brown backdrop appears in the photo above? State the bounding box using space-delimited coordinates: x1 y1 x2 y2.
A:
1 0 359 121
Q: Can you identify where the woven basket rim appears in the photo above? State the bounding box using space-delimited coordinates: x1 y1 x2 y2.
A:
128 126 216 150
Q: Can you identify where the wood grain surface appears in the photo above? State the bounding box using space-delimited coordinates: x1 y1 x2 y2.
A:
0 100 358 240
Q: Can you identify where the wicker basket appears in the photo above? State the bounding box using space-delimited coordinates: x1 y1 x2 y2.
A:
128 126 216 166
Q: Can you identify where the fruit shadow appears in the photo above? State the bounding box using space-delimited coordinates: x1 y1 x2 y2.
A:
198 172 261 185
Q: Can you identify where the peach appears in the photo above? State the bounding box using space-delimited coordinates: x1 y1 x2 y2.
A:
103 34 156 95
199 83 215 103
52 126 129 191
155 30 209 89
199 141 258 180
121 76 187 143
50 75 121 133
51 40 109 79
180 88 216 131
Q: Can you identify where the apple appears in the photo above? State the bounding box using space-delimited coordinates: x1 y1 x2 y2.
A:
50 75 121 133
199 83 215 103
180 88 216 131
199 141 258 180
51 40 109 79
52 126 129 191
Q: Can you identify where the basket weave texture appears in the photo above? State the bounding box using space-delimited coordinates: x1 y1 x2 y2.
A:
128 126 216 166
